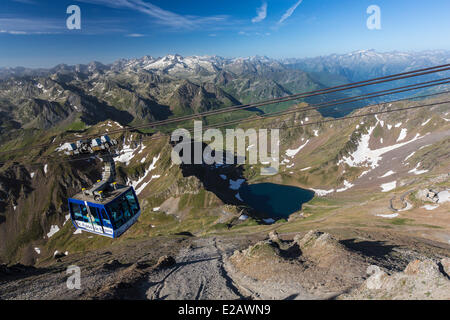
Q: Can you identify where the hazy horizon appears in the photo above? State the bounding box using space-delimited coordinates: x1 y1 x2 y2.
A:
1 0 450 68
1 48 450 70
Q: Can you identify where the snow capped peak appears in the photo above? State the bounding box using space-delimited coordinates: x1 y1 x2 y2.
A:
141 55 156 62
162 54 182 61
126 54 218 74
350 49 376 55
108 53 283 75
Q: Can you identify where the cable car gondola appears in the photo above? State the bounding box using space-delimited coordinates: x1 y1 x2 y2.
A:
68 185 140 238
64 135 141 238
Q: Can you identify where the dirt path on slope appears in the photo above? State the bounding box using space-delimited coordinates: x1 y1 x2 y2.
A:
0 235 263 300
144 237 247 300
2 230 448 300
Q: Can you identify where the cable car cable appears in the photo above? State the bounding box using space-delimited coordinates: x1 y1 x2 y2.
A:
1 65 449 156
1 85 449 167
1 95 448 169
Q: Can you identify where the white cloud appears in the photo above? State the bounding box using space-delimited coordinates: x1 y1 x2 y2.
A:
126 33 145 37
238 30 271 37
278 0 303 25
78 0 228 29
12 0 37 4
0 30 27 35
252 2 268 23
0 18 64 35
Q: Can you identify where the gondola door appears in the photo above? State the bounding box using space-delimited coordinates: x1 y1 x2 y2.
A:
78 202 95 233
86 204 105 235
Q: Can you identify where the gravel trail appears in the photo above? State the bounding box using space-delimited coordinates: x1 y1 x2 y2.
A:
145 237 244 300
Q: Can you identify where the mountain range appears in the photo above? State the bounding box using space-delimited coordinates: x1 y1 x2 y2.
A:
0 50 449 300
283 49 450 82
1 50 449 138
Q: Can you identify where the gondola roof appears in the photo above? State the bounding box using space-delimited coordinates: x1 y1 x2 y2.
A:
70 184 131 204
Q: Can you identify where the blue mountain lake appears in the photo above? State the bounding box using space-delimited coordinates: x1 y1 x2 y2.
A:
239 183 315 218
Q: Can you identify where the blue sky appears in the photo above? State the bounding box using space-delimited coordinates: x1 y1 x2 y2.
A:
1 0 450 67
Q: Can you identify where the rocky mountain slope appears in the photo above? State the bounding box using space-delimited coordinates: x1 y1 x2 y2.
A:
1 229 449 300
0 93 448 267
0 52 449 300
2 51 448 141
0 55 323 135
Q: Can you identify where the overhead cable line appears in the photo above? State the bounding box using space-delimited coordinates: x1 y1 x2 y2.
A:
1 84 449 167
1 64 449 156
2 94 448 169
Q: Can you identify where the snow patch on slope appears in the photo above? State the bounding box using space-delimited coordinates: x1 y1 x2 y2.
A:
380 181 396 192
422 205 439 211
380 170 395 178
376 213 399 219
311 188 335 196
408 162 429 175
115 143 141 166
47 225 60 238
286 140 309 158
336 180 354 193
128 154 161 195
396 128 408 142
437 190 450 203
404 151 416 162
338 116 422 170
